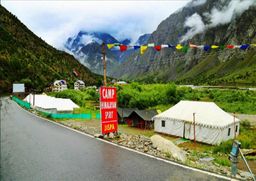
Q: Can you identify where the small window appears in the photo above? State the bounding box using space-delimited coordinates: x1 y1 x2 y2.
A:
235 125 238 132
228 128 231 136
162 120 165 127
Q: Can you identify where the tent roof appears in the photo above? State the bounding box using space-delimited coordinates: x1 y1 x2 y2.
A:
24 94 79 111
153 100 240 128
118 108 138 117
131 110 158 121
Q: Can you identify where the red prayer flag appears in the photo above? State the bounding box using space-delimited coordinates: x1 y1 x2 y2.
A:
154 45 161 51
227 45 235 49
120 45 127 52
189 43 197 48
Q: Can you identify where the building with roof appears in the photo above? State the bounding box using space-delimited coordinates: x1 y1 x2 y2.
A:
52 80 67 92
128 110 158 129
74 80 85 90
117 108 138 124
153 101 240 145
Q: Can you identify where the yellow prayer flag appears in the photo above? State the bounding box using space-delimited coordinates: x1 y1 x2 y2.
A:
251 44 256 47
176 44 183 50
211 45 219 49
140 45 148 54
107 44 115 49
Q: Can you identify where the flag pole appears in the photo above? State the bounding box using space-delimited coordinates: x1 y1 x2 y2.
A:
102 43 107 86
193 112 196 144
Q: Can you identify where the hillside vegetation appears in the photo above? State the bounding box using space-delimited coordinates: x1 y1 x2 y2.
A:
112 1 256 86
0 5 101 93
49 83 256 114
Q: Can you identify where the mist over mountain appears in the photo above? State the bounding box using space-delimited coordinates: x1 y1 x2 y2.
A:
112 0 256 86
64 31 151 75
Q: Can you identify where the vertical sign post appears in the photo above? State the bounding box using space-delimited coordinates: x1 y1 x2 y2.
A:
100 86 118 135
102 43 107 86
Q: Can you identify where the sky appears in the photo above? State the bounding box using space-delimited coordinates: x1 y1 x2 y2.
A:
2 0 189 49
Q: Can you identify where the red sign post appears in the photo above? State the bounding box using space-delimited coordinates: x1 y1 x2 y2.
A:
100 87 118 134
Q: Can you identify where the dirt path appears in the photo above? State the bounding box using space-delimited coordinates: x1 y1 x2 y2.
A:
235 114 256 126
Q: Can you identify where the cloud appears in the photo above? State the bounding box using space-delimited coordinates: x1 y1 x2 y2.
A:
181 13 206 42
181 0 256 42
2 0 188 49
189 0 207 7
207 0 256 27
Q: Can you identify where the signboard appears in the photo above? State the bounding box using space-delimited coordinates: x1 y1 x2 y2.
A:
13 83 25 93
100 86 118 134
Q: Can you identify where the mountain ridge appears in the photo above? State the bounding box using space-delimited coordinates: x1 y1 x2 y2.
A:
0 5 101 93
111 0 256 86
65 31 151 75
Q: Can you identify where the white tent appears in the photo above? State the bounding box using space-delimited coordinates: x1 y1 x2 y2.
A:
24 94 79 113
153 101 240 145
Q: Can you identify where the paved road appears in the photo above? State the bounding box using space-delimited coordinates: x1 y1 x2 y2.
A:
0 98 229 181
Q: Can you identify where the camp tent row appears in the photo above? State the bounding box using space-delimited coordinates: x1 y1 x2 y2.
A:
153 101 240 145
24 94 79 113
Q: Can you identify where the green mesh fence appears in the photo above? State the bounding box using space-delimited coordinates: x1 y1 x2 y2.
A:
12 96 100 120
12 96 31 109
50 113 92 119
96 113 101 119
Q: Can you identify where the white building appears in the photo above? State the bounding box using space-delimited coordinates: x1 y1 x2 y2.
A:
52 80 67 92
153 101 240 145
74 80 85 90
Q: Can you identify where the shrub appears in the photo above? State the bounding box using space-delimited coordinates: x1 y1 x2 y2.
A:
214 157 231 167
213 140 233 154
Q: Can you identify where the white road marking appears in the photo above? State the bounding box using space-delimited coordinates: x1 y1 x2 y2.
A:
14 100 235 181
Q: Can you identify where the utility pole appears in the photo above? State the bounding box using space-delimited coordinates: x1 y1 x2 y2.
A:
102 43 107 86
0 99 2 125
233 112 236 139
193 112 196 144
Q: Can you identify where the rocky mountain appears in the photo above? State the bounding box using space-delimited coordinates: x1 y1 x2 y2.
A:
65 32 151 75
135 33 151 45
112 0 256 86
0 5 101 93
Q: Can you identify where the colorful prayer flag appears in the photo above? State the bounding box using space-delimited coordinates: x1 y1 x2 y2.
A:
148 43 155 47
176 44 183 50
211 45 219 49
182 45 189 53
154 45 161 51
168 44 175 49
134 46 140 50
227 45 235 49
120 45 127 52
189 43 197 48
107 44 115 49
240 44 250 50
204 45 211 52
197 45 204 49
140 45 148 54
161 44 169 48
220 45 225 50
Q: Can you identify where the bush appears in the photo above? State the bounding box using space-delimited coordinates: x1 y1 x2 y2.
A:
240 120 251 129
213 140 233 154
214 157 231 167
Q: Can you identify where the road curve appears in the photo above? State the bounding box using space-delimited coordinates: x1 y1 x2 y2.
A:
0 98 230 181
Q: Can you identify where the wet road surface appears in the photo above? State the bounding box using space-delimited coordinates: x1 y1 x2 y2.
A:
0 98 230 181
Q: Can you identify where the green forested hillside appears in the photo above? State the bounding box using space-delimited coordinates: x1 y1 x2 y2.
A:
0 5 102 93
112 1 256 86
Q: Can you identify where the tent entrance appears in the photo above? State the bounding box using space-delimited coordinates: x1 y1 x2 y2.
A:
183 122 191 139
